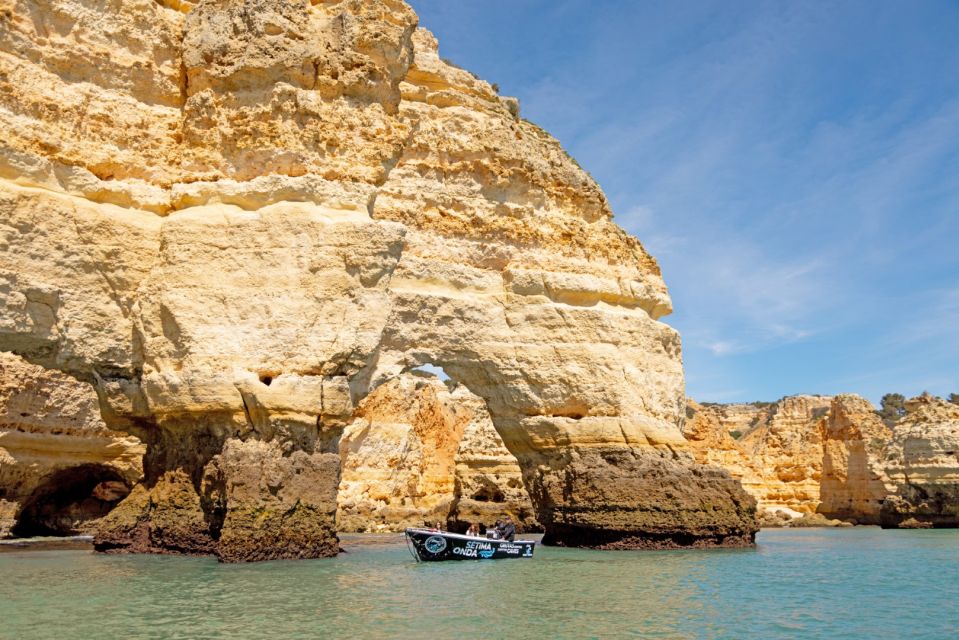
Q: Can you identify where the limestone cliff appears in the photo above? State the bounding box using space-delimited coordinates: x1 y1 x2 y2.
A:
0 0 755 560
818 395 893 523
685 396 836 518
683 401 765 501
687 394 954 527
337 373 537 532
0 353 143 537
450 391 539 532
881 395 959 528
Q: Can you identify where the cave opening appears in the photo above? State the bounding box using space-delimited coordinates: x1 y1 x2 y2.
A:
11 464 131 537
471 486 506 503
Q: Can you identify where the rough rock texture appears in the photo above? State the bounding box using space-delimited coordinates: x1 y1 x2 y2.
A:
683 394 895 526
687 397 845 523
736 396 832 515
818 395 893 524
683 401 766 500
337 373 537 532
0 0 756 559
881 395 959 528
0 352 143 537
696 403 769 438
449 390 539 533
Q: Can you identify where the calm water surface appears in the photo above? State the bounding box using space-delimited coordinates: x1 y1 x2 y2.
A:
1 528 957 639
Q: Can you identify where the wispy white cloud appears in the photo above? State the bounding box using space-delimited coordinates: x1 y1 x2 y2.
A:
410 0 959 402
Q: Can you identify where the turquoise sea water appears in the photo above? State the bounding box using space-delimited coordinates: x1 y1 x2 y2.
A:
1 528 957 639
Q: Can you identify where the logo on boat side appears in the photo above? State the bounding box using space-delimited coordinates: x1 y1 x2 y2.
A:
424 536 447 554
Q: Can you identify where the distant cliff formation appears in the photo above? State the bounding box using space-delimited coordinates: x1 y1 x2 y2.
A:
685 393 959 528
880 395 959 528
0 0 755 560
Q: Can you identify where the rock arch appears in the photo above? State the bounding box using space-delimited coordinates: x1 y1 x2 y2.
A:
336 369 540 533
0 0 756 560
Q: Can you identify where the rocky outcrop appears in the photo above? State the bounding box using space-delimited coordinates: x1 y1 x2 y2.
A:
337 373 537 532
818 395 893 524
881 395 959 528
695 403 769 439
0 0 756 560
449 392 539 533
687 393 959 528
0 353 143 537
683 401 766 500
736 395 832 515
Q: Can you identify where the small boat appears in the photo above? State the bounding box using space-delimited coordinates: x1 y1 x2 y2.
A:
404 527 535 562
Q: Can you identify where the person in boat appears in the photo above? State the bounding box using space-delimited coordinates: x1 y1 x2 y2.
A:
498 516 516 542
488 519 503 539
466 522 481 537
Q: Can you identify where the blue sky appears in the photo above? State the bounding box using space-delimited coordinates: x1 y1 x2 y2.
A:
407 1 959 404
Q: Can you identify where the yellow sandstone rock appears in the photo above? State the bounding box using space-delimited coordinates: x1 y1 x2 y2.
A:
819 395 894 523
683 401 766 501
0 0 755 559
685 394 959 527
881 394 959 528
0 353 143 537
337 373 538 533
738 395 833 515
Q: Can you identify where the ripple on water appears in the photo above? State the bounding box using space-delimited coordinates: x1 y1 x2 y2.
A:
1 529 958 639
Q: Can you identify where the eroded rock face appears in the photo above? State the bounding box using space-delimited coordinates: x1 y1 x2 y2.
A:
819 395 893 524
683 401 766 501
736 396 832 514
881 395 959 528
337 373 538 532
450 390 539 533
694 395 903 524
0 353 144 537
0 0 756 559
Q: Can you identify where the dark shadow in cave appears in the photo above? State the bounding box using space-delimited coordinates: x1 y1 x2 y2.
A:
11 464 131 537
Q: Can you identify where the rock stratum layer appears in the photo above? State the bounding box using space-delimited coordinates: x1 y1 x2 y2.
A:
880 395 959 528
686 394 959 528
0 352 143 537
686 395 892 524
0 0 756 560
337 373 538 533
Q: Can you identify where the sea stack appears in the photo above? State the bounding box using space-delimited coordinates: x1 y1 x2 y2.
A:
0 0 756 560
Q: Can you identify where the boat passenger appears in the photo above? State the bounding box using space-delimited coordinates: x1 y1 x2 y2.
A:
466 522 481 537
500 516 516 542
489 519 503 539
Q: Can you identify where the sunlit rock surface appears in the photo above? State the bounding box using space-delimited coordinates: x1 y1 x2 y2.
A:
818 395 894 524
0 0 755 559
337 373 538 533
881 395 959 528
0 353 143 537
687 394 959 528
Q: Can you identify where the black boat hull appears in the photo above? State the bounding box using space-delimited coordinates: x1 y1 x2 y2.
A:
405 528 535 561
